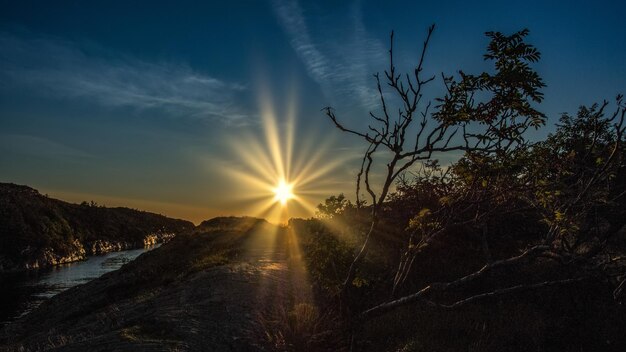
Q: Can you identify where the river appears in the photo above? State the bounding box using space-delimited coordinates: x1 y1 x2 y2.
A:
0 245 159 327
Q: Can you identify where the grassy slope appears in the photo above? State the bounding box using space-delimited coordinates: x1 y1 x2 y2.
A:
1 217 273 350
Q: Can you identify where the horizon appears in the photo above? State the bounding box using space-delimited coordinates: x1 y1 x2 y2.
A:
2 180 301 226
1 0 625 224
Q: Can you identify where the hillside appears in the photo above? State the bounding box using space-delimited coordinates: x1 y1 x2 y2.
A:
0 217 313 351
0 183 194 272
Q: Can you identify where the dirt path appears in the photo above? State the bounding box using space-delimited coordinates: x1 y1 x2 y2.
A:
1 221 314 351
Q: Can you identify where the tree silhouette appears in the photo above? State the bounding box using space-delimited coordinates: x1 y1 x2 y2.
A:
323 26 625 326
324 26 546 298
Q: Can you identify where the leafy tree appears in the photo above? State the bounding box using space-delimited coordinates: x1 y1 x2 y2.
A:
361 97 625 319
323 25 626 328
324 26 546 298
315 193 353 219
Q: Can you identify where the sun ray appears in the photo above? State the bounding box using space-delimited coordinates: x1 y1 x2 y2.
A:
285 82 297 181
221 78 346 224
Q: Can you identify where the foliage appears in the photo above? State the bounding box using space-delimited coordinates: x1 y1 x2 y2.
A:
319 25 626 351
529 99 625 245
323 27 552 295
435 29 546 147
254 303 344 352
315 193 353 220
289 219 355 297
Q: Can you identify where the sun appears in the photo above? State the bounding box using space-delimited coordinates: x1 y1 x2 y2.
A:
273 180 294 205
217 78 353 223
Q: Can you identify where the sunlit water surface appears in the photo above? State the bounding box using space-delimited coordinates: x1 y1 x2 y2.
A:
0 245 159 327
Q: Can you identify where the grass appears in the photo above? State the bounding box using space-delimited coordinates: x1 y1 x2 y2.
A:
190 252 230 272
253 303 345 352
118 323 182 344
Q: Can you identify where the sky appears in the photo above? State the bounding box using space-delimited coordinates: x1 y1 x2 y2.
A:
0 0 624 224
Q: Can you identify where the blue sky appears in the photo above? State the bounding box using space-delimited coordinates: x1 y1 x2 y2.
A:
0 0 624 223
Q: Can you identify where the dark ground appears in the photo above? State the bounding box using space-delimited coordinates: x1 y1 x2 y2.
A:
1 217 313 351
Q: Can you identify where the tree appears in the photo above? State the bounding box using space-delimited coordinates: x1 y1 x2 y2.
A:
323 26 626 326
361 98 625 319
315 193 353 219
324 26 546 298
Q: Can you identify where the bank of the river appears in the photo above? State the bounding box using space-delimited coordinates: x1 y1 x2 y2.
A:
0 245 159 327
0 182 194 272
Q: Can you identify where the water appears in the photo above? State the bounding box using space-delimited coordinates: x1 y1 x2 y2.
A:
0 245 159 327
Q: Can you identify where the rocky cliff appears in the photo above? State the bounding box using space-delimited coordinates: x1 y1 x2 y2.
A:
0 183 194 272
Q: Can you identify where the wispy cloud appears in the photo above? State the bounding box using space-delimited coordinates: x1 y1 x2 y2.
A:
272 0 387 111
0 31 251 124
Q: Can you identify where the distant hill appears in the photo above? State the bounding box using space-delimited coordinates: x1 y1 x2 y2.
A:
0 183 194 272
196 216 269 232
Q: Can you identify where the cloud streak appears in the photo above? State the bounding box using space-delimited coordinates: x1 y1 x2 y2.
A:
0 32 251 124
272 0 387 111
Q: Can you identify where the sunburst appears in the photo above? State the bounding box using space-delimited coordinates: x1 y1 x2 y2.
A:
221 81 349 224
273 179 294 205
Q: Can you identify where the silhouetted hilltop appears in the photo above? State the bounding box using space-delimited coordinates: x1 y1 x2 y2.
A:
197 216 268 232
0 182 194 271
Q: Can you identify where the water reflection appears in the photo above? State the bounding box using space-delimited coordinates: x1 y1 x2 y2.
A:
0 245 159 326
